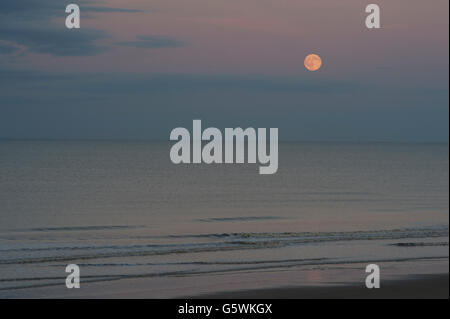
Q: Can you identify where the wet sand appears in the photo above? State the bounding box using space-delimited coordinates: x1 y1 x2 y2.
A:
197 274 449 299
1 260 447 299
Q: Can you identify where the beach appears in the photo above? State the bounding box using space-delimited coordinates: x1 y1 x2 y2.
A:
1 259 447 298
0 0 448 302
201 275 449 299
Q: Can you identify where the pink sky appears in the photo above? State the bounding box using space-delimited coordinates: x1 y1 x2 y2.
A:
11 0 445 88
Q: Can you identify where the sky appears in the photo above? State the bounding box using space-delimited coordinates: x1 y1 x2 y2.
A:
0 0 448 142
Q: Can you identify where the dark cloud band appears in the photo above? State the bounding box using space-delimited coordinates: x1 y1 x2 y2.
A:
0 0 141 56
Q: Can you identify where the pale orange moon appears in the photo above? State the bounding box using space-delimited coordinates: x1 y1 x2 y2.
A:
304 54 322 71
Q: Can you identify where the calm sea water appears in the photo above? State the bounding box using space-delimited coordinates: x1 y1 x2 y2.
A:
0 141 448 293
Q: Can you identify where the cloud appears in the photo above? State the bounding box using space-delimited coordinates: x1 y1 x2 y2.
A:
0 1 142 16
0 0 81 17
0 24 108 56
83 7 144 13
116 36 185 49
0 0 141 57
0 42 20 54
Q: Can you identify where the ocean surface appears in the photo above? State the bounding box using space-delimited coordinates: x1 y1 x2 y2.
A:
0 141 448 295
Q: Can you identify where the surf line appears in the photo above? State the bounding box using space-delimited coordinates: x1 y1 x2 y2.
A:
170 120 278 174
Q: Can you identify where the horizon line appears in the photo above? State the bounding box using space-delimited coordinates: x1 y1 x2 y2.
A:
0 138 448 145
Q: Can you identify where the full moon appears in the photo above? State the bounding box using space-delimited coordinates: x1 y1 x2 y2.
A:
304 54 322 71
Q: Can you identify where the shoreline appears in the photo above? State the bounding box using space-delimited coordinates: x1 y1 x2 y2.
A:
195 274 449 299
1 259 447 298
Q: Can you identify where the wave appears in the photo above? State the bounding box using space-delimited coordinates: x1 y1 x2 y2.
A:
197 216 284 222
25 225 142 232
392 242 448 247
169 226 449 241
0 226 447 265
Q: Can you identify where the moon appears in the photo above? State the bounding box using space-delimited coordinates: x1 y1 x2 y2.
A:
304 54 322 71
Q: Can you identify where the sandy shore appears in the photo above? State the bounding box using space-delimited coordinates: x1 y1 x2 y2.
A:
1 259 447 298
196 274 449 299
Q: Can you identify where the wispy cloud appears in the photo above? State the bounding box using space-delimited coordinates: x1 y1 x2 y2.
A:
116 36 185 49
0 42 20 54
0 25 108 56
83 7 143 13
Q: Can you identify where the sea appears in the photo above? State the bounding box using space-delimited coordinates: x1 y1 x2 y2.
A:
0 141 448 296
